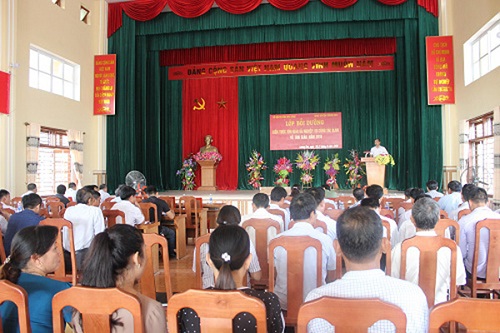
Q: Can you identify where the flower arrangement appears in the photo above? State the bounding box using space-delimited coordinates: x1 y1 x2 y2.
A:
296 150 320 187
193 151 223 163
176 155 197 190
273 157 293 186
246 150 267 189
344 150 365 188
375 154 396 166
324 153 341 189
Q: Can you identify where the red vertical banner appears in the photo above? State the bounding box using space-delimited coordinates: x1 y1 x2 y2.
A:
0 71 10 115
94 54 117 115
426 36 455 105
182 78 239 190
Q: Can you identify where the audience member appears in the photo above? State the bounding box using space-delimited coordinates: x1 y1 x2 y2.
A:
76 224 166 332
54 184 70 207
181 225 283 333
305 187 337 241
22 183 37 197
365 184 384 201
111 184 125 203
111 186 145 226
397 187 414 222
273 193 336 309
98 184 110 203
4 193 45 256
269 186 291 230
425 180 443 199
284 184 301 204
241 193 284 233
438 180 462 216
0 211 7 234
83 184 99 192
0 189 14 210
360 198 398 247
305 206 428 333
449 183 475 222
399 188 425 226
89 190 101 207
350 188 365 208
65 182 77 202
391 197 466 304
0 226 72 332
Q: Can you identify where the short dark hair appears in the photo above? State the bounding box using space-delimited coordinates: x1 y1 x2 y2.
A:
290 184 301 197
0 189 10 200
56 184 66 195
83 185 98 192
99 184 107 190
353 188 365 201
414 194 432 203
448 181 462 193
289 193 317 221
360 197 380 209
68 182 77 189
374 138 381 142
337 206 383 262
145 185 157 195
252 193 269 209
410 188 425 200
120 186 136 201
270 187 287 202
366 185 383 200
469 186 488 204
426 180 439 191
27 183 37 191
462 184 476 201
216 205 241 226
90 190 100 200
305 187 325 207
404 188 413 198
76 188 93 204
412 197 440 230
22 193 42 209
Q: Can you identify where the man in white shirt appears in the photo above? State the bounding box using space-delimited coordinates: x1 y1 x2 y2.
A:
65 182 77 202
63 188 105 269
449 183 474 222
98 184 111 204
398 188 425 228
369 138 389 157
438 180 462 216
0 189 15 211
305 206 428 333
111 185 145 226
273 193 336 310
22 183 37 197
459 186 500 278
350 188 365 208
269 186 291 230
360 198 398 248
425 180 444 199
392 197 466 305
397 187 414 223
111 184 125 203
305 187 337 241
241 193 284 232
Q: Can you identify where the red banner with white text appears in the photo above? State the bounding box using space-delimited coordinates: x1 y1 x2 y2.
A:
426 36 455 105
94 54 117 115
0 71 10 115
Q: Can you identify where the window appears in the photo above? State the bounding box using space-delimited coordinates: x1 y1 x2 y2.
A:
464 13 500 85
80 6 90 24
466 113 494 195
29 45 80 101
51 0 65 8
36 127 72 196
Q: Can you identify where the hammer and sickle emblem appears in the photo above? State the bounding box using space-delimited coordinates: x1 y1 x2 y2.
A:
193 98 206 111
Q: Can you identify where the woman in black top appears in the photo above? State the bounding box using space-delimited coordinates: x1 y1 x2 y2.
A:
179 225 284 333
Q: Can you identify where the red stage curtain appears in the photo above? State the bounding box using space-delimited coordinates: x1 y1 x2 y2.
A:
161 38 396 66
418 0 438 16
321 0 358 9
122 0 169 21
377 0 407 5
182 78 239 190
167 0 214 18
268 0 309 11
107 4 123 38
216 0 262 14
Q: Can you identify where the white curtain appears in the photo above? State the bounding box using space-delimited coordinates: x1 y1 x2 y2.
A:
68 129 84 186
26 123 40 185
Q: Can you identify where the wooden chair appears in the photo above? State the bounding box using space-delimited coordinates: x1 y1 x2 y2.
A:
324 209 343 221
66 201 77 208
179 196 200 239
324 202 336 210
100 200 115 211
457 209 471 220
139 233 173 301
467 219 500 297
394 202 413 223
242 218 281 288
38 208 49 218
297 297 407 333
39 219 77 285
400 236 458 307
47 201 65 218
381 197 405 210
10 196 22 207
0 229 6 264
52 286 144 333
269 236 322 327
288 220 327 235
139 202 158 224
102 209 125 228
103 196 115 203
195 233 211 289
0 280 31 333
267 208 285 227
380 209 395 220
429 298 500 332
440 210 449 219
335 196 356 209
158 196 176 215
435 218 460 244
167 289 267 333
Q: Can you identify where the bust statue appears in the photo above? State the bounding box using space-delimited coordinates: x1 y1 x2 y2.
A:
200 135 218 153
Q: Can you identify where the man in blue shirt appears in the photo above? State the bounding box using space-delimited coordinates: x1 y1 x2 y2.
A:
4 193 45 255
438 180 463 216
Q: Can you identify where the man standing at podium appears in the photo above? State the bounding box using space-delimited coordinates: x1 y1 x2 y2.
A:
370 138 389 157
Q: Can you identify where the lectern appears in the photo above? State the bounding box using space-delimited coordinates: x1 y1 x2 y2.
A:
197 160 218 191
361 157 385 187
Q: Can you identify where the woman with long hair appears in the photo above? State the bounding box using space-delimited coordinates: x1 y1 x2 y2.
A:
74 224 166 332
0 225 72 332
181 225 284 333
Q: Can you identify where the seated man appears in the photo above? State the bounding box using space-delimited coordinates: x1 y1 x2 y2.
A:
438 180 462 216
111 185 145 226
98 184 111 204
54 184 70 207
111 184 125 203
63 188 105 269
425 180 443 199
399 188 425 227
65 182 77 202
273 193 336 309
365 184 383 201
0 189 15 210
89 189 101 207
360 198 398 248
459 187 500 278
305 187 337 241
241 193 284 233
397 187 413 222
350 188 365 208
22 183 37 197
142 185 177 258
392 197 466 305
449 183 474 222
269 186 291 230
305 206 428 333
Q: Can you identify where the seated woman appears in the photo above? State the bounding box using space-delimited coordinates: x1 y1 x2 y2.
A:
74 224 166 333
182 224 284 333
0 225 72 332
193 205 261 288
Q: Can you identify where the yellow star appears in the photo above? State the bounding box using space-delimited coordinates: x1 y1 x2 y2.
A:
217 98 227 109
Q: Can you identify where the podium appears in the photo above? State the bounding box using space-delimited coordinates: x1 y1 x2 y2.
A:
361 157 385 187
197 160 218 191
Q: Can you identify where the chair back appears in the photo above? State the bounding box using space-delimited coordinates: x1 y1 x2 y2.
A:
429 298 500 332
47 201 65 218
470 219 500 297
242 218 281 286
324 209 343 221
0 280 31 333
380 209 395 220
167 289 267 333
382 197 405 209
139 233 173 301
439 210 449 219
267 208 285 227
195 233 211 289
400 236 457 307
66 201 77 208
38 208 49 218
288 220 327 235
102 209 126 228
39 219 77 285
0 229 6 263
297 297 407 333
435 218 460 244
269 236 322 326
324 202 336 210
433 197 441 202
139 202 158 223
457 209 471 220
10 197 22 207
52 286 143 333
179 196 200 238
46 196 61 203
100 201 115 211
158 196 176 214
335 196 356 208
